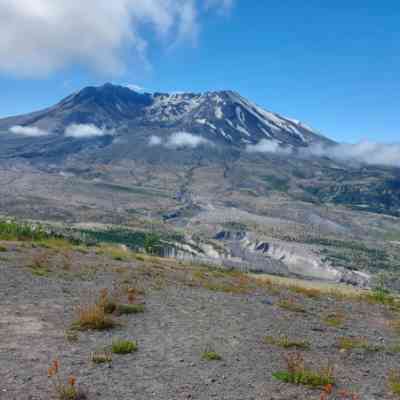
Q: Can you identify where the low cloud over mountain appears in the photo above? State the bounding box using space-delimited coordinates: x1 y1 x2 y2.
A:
9 125 49 137
64 124 113 138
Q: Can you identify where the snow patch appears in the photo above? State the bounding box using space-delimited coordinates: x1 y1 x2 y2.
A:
215 106 223 119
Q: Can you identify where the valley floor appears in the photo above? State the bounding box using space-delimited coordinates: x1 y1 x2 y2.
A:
1 241 400 400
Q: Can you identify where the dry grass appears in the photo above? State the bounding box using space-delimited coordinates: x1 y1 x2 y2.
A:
29 250 52 277
265 335 310 350
91 351 113 364
337 337 381 352
71 290 116 331
287 285 322 299
278 298 306 313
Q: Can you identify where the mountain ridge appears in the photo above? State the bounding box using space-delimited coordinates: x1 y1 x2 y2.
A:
0 83 334 152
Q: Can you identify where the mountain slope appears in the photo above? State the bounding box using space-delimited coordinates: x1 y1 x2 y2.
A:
0 83 333 152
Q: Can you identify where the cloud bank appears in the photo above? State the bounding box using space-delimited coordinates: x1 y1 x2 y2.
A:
148 132 211 148
9 125 49 137
0 0 234 77
246 139 291 154
166 131 211 148
64 124 113 138
247 137 400 168
304 141 400 168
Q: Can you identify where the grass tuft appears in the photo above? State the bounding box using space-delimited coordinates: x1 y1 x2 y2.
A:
111 339 138 354
115 304 145 315
202 351 222 361
273 352 334 388
337 337 381 352
278 299 306 313
265 335 310 350
91 351 112 364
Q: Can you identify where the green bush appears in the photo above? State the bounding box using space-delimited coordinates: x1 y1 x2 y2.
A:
115 304 145 315
202 351 222 361
111 339 138 354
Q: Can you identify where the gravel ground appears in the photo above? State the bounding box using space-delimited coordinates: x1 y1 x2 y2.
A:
0 242 399 400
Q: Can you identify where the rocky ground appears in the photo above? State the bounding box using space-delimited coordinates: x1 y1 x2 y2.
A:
1 240 400 400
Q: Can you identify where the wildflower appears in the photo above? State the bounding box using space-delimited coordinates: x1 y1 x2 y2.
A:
68 376 76 386
52 359 59 373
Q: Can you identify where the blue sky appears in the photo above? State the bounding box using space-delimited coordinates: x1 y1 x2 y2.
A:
0 1 399 143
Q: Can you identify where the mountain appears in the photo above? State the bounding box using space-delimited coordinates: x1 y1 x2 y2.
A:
0 83 400 288
0 83 333 157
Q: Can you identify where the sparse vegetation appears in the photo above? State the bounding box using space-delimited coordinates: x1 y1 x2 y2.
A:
71 290 116 331
91 351 112 364
29 251 52 277
323 311 345 328
115 303 145 315
287 285 321 299
48 359 87 400
0 220 48 241
273 352 334 388
278 298 306 313
65 330 79 343
388 370 400 396
337 337 381 352
111 339 138 354
265 335 310 350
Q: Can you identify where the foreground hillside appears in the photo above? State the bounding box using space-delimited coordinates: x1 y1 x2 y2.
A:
2 235 400 400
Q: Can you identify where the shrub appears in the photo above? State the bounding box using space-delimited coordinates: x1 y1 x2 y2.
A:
389 370 400 396
273 352 334 388
365 288 395 305
29 251 51 277
115 304 145 315
111 339 138 354
265 335 310 350
98 288 117 314
0 220 48 241
0 245 7 252
71 290 116 331
48 359 87 400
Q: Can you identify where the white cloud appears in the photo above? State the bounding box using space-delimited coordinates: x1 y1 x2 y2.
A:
0 0 234 77
64 123 113 138
148 135 162 146
246 139 291 154
166 131 211 148
304 141 400 168
9 125 49 137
